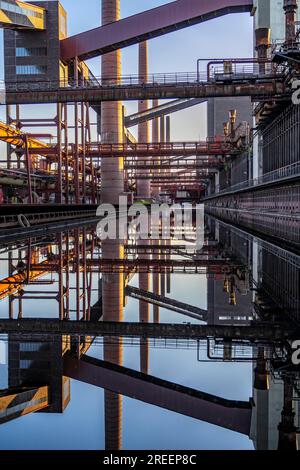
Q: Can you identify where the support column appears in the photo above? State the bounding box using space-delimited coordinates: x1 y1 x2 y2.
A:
101 0 124 204
137 41 150 198
151 99 160 199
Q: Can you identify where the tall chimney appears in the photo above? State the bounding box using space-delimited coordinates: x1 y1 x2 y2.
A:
283 0 298 46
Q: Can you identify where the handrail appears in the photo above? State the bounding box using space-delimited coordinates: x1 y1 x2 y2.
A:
212 161 300 196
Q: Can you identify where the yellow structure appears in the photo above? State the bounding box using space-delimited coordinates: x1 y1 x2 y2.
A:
0 1 45 30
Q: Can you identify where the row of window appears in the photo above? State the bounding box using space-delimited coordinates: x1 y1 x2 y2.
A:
19 342 49 352
0 1 44 19
20 359 50 368
16 65 46 75
16 47 47 57
0 397 47 419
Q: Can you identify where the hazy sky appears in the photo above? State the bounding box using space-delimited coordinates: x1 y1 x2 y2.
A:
0 0 254 141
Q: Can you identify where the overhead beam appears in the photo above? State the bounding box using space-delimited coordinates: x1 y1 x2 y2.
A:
0 320 297 341
61 0 253 61
64 355 252 435
5 80 285 105
126 285 207 321
124 98 207 128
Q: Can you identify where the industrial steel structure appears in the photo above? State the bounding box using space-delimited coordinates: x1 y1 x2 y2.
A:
0 0 299 452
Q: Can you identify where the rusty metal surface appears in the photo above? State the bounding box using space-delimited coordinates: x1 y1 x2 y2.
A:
61 0 253 61
5 80 285 105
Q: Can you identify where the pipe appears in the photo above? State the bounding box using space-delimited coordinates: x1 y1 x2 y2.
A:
255 28 271 75
283 0 298 46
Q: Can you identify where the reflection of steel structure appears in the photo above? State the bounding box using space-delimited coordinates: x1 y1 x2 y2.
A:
0 228 96 323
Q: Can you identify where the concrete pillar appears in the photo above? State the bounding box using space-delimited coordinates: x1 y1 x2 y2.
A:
137 41 150 198
152 99 160 199
102 240 124 451
101 0 123 451
101 0 124 204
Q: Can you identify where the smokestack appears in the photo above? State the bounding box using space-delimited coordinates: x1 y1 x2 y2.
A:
152 99 160 198
101 0 124 204
137 41 150 198
255 28 271 74
284 0 298 46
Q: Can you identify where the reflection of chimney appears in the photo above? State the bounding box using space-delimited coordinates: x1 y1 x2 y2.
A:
102 240 124 450
255 28 271 74
138 237 150 375
283 0 298 46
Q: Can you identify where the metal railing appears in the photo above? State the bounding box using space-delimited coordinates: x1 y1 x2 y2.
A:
0 62 288 93
85 141 235 155
213 161 300 196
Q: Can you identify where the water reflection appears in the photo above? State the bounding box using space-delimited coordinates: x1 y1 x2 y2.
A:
0 215 299 450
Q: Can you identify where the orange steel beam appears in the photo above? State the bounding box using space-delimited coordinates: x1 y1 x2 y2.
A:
0 121 49 149
61 0 253 61
0 240 94 301
0 260 55 301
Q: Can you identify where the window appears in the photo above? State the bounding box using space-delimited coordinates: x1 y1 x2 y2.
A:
16 47 47 57
20 342 47 352
0 1 44 19
16 65 47 75
20 359 50 369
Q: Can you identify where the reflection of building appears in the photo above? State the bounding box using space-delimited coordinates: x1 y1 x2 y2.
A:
207 220 253 325
0 386 49 424
8 335 70 414
251 371 300 450
250 373 284 449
